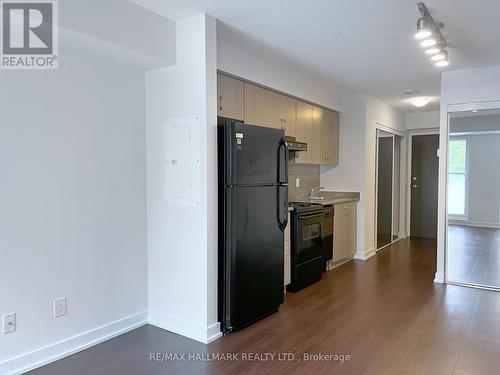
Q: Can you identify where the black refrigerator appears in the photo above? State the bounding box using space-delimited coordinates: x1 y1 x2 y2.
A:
218 118 288 334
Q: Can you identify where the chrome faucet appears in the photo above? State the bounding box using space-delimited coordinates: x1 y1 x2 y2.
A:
308 185 325 200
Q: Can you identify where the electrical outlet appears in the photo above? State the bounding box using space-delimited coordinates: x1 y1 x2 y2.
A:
3 313 16 334
53 297 67 318
296 178 300 188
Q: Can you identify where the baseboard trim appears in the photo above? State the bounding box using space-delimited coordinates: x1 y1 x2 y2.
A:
353 247 376 261
0 311 148 375
449 220 500 229
326 256 353 270
434 272 445 284
148 309 221 344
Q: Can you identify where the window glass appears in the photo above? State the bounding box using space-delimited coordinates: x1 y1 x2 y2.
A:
448 138 467 216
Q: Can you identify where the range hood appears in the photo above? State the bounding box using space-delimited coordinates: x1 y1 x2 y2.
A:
285 136 307 152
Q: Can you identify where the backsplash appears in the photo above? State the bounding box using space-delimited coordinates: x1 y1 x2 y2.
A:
288 162 320 201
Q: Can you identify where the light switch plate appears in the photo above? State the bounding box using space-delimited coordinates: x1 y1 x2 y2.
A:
3 312 16 334
295 178 300 188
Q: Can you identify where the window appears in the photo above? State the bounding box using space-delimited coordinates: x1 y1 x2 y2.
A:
448 138 467 217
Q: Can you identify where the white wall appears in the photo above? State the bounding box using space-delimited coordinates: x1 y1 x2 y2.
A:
0 53 147 374
146 13 220 344
320 94 405 259
320 95 366 254
406 111 440 130
363 95 405 256
217 26 342 111
437 64 500 283
61 0 176 66
466 134 500 225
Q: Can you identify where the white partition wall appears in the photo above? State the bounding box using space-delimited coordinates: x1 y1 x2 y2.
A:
437 65 500 284
145 13 220 344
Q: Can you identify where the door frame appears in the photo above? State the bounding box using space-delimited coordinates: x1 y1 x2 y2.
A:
406 129 440 237
443 101 500 290
374 123 406 252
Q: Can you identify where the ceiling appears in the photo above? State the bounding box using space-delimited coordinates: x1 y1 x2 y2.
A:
130 0 500 113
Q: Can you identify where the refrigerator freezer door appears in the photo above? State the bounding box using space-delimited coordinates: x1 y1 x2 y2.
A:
225 122 285 186
222 185 284 332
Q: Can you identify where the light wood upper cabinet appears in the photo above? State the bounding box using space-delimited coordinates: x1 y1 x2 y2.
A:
272 93 297 136
217 73 338 166
317 107 339 165
311 106 323 164
333 202 357 261
294 101 313 164
217 75 244 121
296 105 339 165
282 96 297 137
245 85 296 134
244 83 276 128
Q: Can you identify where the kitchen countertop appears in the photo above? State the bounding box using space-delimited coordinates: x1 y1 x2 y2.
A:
290 191 360 207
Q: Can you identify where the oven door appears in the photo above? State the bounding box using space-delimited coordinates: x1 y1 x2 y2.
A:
296 211 325 264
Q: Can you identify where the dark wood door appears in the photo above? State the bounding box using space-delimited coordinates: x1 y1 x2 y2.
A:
411 134 439 239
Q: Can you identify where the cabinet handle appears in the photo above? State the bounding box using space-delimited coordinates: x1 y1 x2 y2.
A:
218 96 223 112
347 206 349 216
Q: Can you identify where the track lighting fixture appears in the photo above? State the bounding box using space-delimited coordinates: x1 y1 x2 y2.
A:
415 2 449 68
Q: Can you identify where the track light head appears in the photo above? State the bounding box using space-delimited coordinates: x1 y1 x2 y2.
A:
431 50 447 61
435 60 449 67
425 46 442 55
415 17 433 39
420 37 437 48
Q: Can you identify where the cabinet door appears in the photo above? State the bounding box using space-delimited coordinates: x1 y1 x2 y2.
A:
333 204 347 261
294 101 313 164
283 96 297 137
311 106 324 164
244 84 275 128
271 92 285 130
313 107 340 165
345 202 357 257
217 75 244 121
272 93 297 135
320 110 339 165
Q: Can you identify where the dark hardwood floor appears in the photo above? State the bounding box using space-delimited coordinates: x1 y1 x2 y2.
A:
28 238 500 375
448 225 500 288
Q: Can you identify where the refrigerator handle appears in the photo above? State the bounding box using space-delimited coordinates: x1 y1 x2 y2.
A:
225 121 234 185
277 186 288 232
278 137 288 185
277 136 288 232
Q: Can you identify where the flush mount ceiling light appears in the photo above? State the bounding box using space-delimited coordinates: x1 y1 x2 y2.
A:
415 2 449 68
410 96 431 107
